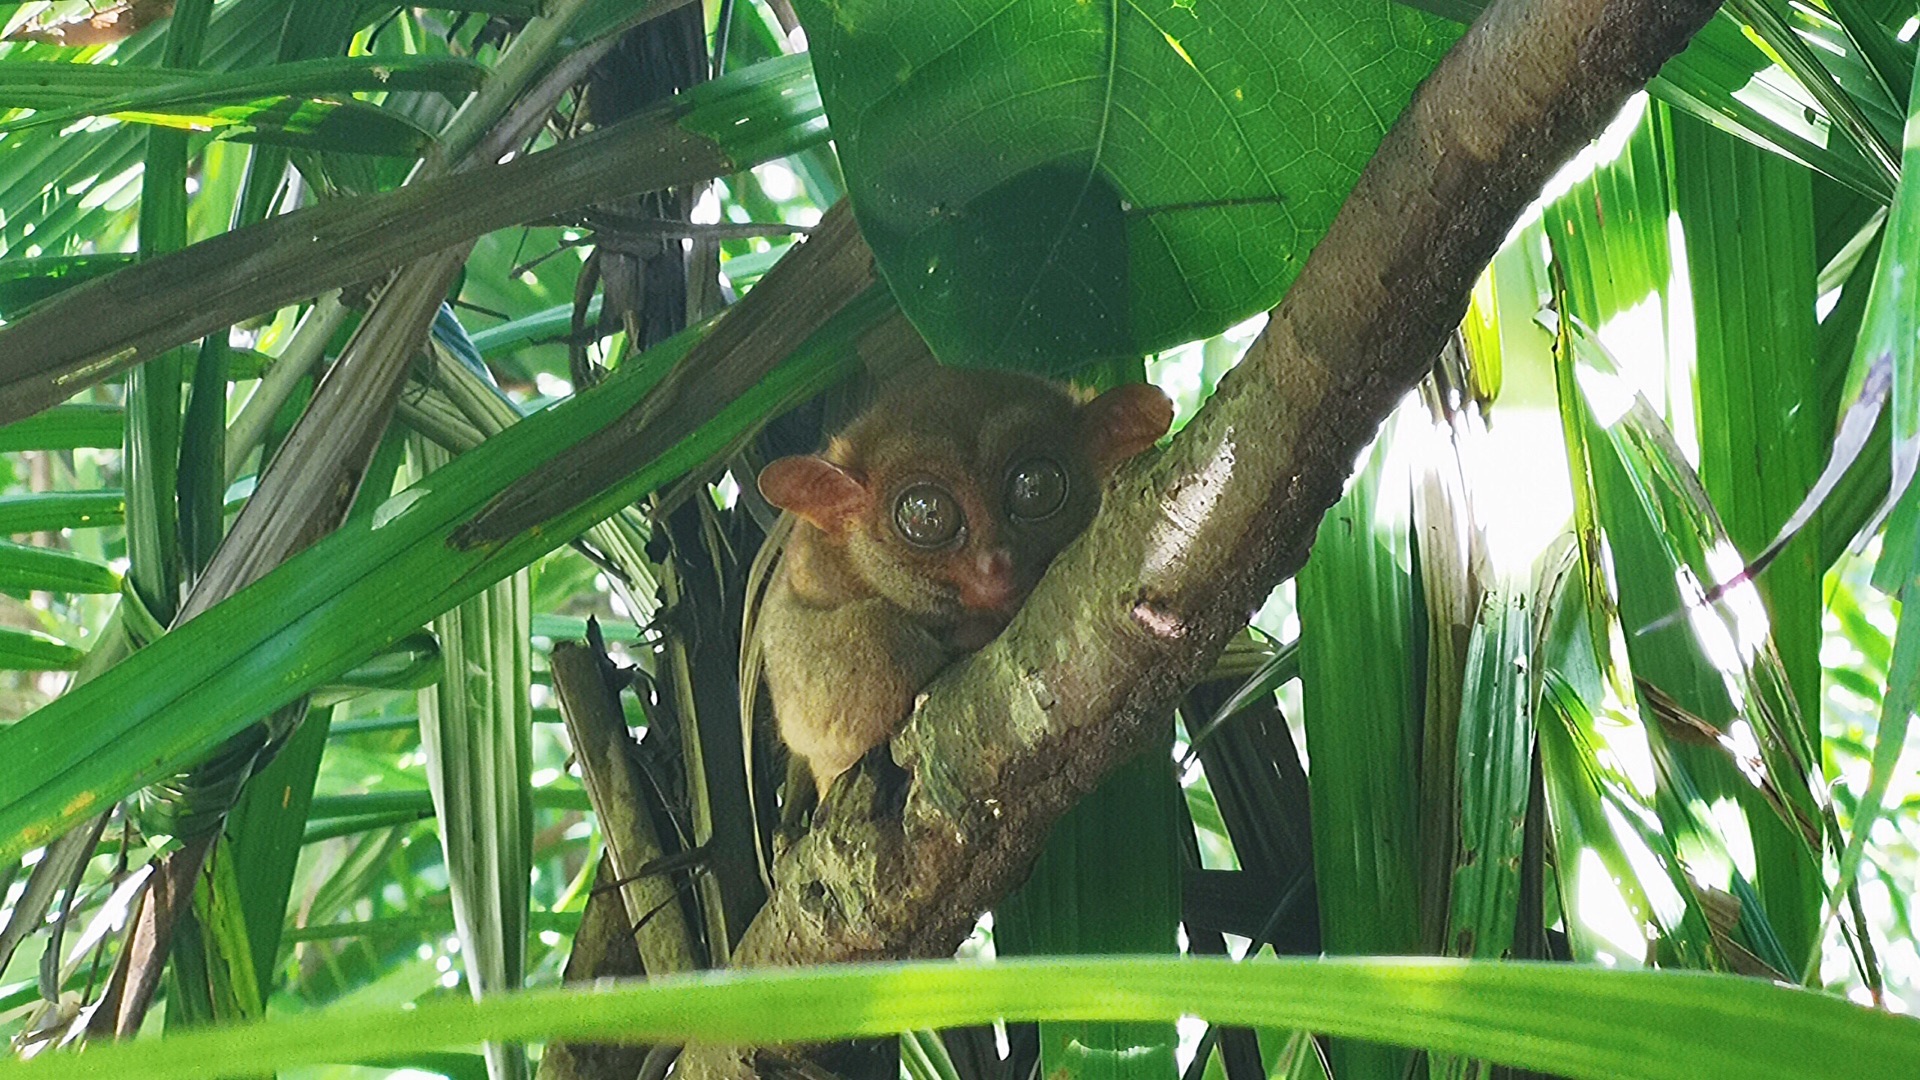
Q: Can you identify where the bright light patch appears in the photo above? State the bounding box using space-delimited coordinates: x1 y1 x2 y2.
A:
1461 407 1573 575
692 185 722 225
1370 404 1419 529
1226 311 1268 342
754 161 800 202
1673 566 1756 717
1606 798 1689 931
1601 292 1683 456
1146 341 1205 427
63 863 155 968
1572 358 1637 429
77 163 141 211
1175 1016 1206 1072
713 470 741 510
534 371 573 398
1704 539 1772 658
1599 680 1659 798
1709 793 1758 879
1731 64 1832 158
1175 739 1202 781
1802 31 1845 58
372 487 427 530
1665 209 1696 401
1573 846 1645 964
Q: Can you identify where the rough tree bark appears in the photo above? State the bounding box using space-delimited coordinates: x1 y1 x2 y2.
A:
680 0 1725 1074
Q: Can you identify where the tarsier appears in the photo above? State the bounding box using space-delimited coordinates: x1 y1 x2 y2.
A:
751 366 1174 799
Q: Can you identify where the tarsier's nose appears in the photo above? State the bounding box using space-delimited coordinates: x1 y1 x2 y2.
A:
958 548 1018 613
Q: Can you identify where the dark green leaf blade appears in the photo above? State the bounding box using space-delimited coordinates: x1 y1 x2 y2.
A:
0 627 83 671
796 1 1459 373
0 55 486 130
0 540 121 594
0 255 137 318
0 405 124 452
1670 105 1828 967
0 491 125 533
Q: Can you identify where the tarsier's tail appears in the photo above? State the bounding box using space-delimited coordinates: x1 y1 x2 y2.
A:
738 510 797 888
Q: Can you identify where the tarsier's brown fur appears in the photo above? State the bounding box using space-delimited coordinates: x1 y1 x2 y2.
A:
753 366 1173 798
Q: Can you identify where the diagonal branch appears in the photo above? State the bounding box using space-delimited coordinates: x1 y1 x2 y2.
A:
681 0 1723 1072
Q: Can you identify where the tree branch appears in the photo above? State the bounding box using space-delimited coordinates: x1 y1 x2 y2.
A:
680 0 1722 1072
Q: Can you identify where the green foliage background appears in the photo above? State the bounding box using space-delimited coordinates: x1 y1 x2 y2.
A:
0 2 1916 1079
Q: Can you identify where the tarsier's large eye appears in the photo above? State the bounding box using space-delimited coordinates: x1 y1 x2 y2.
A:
1006 458 1068 521
894 483 963 547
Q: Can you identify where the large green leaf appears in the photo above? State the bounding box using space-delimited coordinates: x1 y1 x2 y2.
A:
215 703 332 1018
794 0 1458 373
1 958 1914 1080
1574 350 1820 979
414 437 535 1080
1296 418 1422 1080
1825 46 1920 976
1539 108 1831 977
1863 47 1920 590
1443 583 1533 962
1670 107 1827 969
996 745 1182 1080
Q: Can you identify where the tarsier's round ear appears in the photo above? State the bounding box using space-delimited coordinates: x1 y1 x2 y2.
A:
1079 382 1175 475
758 455 869 532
